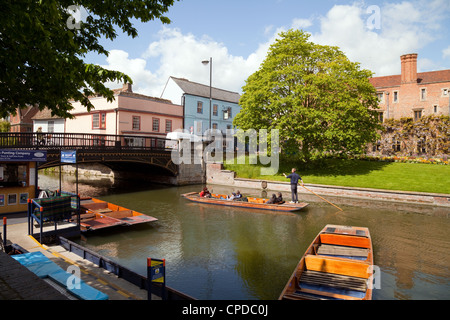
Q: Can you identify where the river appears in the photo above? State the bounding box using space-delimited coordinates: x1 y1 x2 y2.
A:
38 173 450 300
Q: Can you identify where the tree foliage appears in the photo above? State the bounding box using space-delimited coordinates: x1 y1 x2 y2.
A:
0 0 177 119
234 29 381 162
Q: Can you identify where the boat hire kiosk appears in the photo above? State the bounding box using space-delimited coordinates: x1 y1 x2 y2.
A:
26 150 81 244
0 149 46 215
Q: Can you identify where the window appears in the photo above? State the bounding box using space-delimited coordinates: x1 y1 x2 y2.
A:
443 88 449 96
152 118 160 132
434 105 438 113
378 112 384 123
377 92 384 103
414 110 422 121
132 116 140 131
393 91 398 103
0 164 27 187
392 138 401 152
194 121 202 135
92 112 106 129
165 120 172 133
420 88 426 101
48 121 54 133
372 141 381 152
213 104 218 116
92 114 99 128
197 101 203 114
223 107 232 120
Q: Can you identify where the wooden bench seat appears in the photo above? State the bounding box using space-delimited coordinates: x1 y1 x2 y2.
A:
317 244 369 259
298 270 368 300
305 255 371 279
105 210 133 219
300 270 367 292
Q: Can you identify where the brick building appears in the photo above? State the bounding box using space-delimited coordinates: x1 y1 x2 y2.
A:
7 106 39 133
370 53 450 121
367 54 450 158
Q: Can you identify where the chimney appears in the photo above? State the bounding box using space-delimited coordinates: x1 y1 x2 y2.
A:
122 82 132 92
400 53 418 84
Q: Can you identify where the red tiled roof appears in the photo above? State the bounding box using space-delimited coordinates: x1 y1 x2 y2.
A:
369 75 401 88
417 69 450 84
370 69 450 88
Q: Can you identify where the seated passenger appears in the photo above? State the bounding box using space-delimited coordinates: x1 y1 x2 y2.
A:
266 194 277 204
274 192 285 204
199 187 211 198
228 190 243 200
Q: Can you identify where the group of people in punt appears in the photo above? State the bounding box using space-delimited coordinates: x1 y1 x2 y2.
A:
199 187 286 205
199 168 303 204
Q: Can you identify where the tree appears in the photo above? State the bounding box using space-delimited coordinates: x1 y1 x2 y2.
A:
234 29 381 162
0 0 177 119
0 120 11 132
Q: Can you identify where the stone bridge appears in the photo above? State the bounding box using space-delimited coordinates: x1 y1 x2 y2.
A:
0 132 205 185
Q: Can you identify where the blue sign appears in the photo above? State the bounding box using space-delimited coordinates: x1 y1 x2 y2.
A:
0 150 47 162
61 150 77 163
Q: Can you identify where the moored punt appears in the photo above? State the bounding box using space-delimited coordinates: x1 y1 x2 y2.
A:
279 224 374 300
79 198 158 231
181 192 308 212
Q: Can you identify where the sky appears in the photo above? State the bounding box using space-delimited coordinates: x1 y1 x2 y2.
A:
83 0 450 99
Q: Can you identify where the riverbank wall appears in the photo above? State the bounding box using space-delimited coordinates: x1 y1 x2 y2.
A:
206 164 450 208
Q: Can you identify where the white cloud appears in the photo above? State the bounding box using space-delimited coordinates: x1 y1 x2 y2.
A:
101 50 158 94
310 0 450 76
101 27 271 98
99 0 450 99
292 18 313 30
443 46 450 59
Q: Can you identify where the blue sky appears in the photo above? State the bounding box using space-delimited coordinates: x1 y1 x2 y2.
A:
84 0 450 98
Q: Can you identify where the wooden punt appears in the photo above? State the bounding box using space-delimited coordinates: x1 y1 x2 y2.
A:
181 192 308 212
279 224 374 300
79 198 158 231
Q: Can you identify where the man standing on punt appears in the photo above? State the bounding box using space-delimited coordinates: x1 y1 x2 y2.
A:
283 168 304 203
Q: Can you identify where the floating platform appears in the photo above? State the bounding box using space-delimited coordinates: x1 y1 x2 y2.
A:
79 198 158 231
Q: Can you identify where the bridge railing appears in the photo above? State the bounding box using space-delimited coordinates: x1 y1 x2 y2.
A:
0 132 171 151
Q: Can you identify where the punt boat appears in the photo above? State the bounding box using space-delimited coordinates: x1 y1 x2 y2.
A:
279 224 374 300
79 198 158 231
181 192 308 212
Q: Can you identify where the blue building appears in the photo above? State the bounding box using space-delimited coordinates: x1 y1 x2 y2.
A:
161 77 241 139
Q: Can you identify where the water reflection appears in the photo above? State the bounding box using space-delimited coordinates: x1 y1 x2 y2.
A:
39 172 450 300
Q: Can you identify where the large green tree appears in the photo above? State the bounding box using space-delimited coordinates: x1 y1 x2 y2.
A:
0 0 177 119
234 29 381 162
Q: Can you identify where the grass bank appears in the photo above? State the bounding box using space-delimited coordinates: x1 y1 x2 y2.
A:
223 158 450 194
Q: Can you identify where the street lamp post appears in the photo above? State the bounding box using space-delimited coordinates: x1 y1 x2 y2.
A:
202 57 212 134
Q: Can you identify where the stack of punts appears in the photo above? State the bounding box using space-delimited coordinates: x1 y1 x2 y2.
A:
79 198 158 231
279 224 374 300
181 192 308 212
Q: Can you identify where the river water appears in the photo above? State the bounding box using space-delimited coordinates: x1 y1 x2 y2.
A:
39 173 450 300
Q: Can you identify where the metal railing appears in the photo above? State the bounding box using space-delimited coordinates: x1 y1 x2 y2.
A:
0 132 171 152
